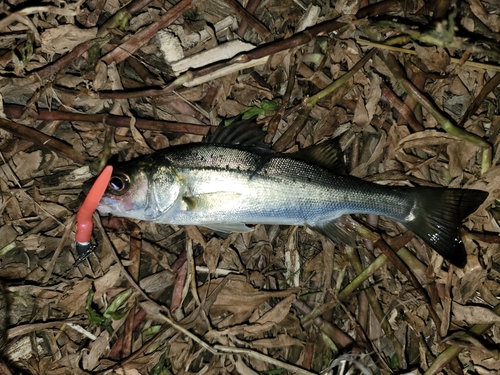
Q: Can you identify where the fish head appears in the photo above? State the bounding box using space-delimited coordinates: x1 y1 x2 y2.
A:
96 158 184 221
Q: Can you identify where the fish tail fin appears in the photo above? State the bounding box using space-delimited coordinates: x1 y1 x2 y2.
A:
403 188 487 268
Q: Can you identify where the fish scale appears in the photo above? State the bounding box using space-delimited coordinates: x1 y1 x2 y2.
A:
160 146 408 225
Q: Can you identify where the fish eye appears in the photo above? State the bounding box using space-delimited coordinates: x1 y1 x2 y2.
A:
108 173 130 195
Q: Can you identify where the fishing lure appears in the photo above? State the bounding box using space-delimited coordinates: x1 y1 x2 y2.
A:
75 166 113 260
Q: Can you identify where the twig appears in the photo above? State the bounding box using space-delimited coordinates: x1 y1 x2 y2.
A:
458 72 500 127
380 84 424 132
0 117 87 164
6 316 84 339
344 216 443 331
221 0 270 41
236 0 261 38
0 3 81 32
36 38 111 83
265 49 300 143
97 0 154 37
187 239 201 306
294 299 356 350
3 0 153 87
358 40 500 72
301 231 419 324
4 104 211 136
93 212 156 305
344 246 394 337
41 216 77 284
158 313 217 355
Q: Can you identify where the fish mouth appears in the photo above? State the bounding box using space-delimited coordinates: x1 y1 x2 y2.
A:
95 197 119 215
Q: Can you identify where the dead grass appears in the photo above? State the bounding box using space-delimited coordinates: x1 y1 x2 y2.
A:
0 0 499 374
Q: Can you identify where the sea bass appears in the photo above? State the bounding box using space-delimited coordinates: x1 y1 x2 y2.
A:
96 118 488 268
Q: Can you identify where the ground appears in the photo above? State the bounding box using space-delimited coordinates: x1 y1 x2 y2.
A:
0 0 499 374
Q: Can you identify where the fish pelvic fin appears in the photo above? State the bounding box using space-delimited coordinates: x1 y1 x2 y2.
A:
203 223 252 233
403 188 488 268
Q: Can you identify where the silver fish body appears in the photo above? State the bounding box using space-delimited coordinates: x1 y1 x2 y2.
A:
99 145 412 225
96 119 487 268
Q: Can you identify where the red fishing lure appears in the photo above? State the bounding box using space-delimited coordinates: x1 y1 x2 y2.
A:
75 165 113 257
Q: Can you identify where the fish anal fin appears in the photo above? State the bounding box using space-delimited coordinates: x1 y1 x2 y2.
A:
311 216 357 247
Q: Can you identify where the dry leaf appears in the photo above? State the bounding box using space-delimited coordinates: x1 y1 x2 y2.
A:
198 276 296 316
82 331 110 370
1 1 497 373
452 302 500 325
364 73 382 123
57 278 93 314
414 45 450 73
251 333 304 349
41 24 97 55
93 264 123 301
469 0 500 32
0 225 17 250
235 357 259 375
204 237 222 273
254 294 296 325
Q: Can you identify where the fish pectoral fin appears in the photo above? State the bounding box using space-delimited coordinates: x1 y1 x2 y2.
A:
181 192 243 211
310 216 357 247
203 223 253 233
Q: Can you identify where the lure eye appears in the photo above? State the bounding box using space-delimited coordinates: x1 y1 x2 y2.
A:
107 173 130 195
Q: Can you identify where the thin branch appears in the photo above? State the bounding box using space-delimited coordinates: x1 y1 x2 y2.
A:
221 0 270 41
358 40 500 72
0 117 87 164
4 104 211 136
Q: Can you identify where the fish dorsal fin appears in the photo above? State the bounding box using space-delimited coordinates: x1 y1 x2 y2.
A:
292 140 347 175
204 116 267 148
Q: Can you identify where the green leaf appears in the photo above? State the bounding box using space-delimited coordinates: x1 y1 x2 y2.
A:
143 325 163 336
260 100 280 111
242 106 264 119
102 289 133 319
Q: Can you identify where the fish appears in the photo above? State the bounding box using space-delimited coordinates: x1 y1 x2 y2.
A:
95 117 488 268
